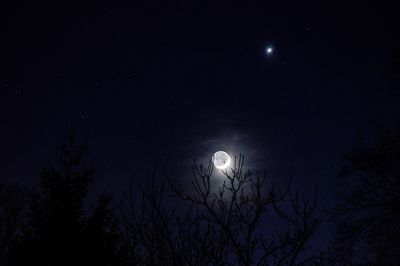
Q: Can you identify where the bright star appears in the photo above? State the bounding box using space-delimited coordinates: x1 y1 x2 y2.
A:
266 46 273 55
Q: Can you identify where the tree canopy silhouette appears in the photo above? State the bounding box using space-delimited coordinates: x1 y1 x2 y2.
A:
330 126 400 265
0 182 26 265
120 156 321 265
5 133 127 266
1 134 322 265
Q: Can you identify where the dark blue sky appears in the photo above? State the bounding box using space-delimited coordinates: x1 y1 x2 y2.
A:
1 3 399 245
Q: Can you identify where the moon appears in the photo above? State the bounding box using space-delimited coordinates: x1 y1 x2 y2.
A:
212 151 231 169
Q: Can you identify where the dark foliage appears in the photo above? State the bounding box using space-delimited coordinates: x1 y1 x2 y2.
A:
329 126 400 265
0 182 26 265
4 133 127 266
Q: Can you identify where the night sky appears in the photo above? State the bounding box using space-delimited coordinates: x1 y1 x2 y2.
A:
1 2 399 246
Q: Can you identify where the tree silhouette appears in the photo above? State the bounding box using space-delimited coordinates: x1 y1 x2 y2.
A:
0 182 26 265
120 156 321 265
0 134 323 265
330 126 400 265
81 193 128 266
5 133 127 266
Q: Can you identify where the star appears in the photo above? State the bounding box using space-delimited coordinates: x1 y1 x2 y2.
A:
265 46 273 56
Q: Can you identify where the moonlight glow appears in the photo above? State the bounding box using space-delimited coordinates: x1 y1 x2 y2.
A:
212 151 231 169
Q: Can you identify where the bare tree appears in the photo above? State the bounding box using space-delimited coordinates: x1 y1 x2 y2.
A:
119 166 181 265
330 126 400 265
120 155 320 265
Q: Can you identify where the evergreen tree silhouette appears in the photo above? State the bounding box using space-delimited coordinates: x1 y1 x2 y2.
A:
81 193 129 265
5 133 126 266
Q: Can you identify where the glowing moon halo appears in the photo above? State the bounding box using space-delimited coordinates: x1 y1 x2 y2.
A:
212 151 231 170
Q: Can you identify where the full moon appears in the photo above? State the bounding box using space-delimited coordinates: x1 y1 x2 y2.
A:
212 151 231 170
